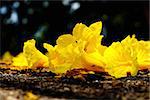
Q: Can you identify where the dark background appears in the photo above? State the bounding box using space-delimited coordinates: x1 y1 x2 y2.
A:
0 0 149 56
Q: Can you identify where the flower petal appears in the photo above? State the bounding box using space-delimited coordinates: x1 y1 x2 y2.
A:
56 34 75 47
23 39 49 68
137 41 150 70
104 42 138 78
12 53 28 68
72 23 87 40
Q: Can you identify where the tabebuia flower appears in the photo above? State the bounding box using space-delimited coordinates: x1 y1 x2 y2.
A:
11 39 49 70
120 35 150 70
23 39 49 68
0 51 13 64
1 21 149 78
104 41 138 78
44 21 105 74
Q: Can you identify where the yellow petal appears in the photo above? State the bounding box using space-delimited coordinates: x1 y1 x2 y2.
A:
51 63 71 74
56 34 75 47
1 51 13 64
121 35 138 57
24 92 39 100
104 42 134 67
72 23 87 40
106 65 137 78
85 35 103 53
43 43 54 52
137 41 150 69
83 51 105 67
12 53 28 68
23 39 49 68
121 35 138 46
72 21 102 41
104 42 138 78
44 42 73 73
121 35 150 70
81 27 94 40
89 21 102 34
84 21 102 40
43 43 55 59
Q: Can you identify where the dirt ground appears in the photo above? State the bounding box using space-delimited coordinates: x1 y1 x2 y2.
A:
0 68 149 100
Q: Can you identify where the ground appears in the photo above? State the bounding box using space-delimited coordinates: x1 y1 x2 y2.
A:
0 67 149 100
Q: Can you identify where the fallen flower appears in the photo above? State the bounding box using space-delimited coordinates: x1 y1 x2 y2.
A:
104 42 138 78
24 92 39 100
0 21 150 78
12 53 28 70
23 39 49 68
44 21 105 74
0 51 13 65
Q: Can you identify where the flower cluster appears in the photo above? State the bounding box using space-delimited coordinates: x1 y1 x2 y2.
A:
1 21 150 78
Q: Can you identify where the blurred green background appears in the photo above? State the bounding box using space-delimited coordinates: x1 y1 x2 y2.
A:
0 0 149 56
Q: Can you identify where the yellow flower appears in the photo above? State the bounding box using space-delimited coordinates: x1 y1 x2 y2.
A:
104 42 138 78
24 92 39 100
12 53 28 70
44 21 106 74
44 35 84 73
2 21 150 78
121 35 150 70
23 39 49 68
0 51 13 65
